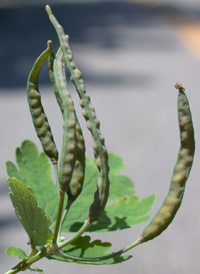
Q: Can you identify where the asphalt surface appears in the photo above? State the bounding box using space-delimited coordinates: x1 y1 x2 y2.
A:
0 1 200 273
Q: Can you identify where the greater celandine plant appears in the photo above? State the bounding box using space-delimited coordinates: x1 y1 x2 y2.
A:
4 5 195 274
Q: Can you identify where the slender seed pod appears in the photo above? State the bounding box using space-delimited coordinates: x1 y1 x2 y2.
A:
49 44 86 201
53 47 77 191
67 119 85 202
139 83 195 243
46 5 110 223
27 40 58 162
48 42 64 113
48 44 85 202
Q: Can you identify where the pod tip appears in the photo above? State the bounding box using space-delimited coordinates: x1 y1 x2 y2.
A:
175 82 185 92
46 5 52 15
47 40 53 49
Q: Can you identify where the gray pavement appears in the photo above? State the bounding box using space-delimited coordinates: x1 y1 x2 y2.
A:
0 1 200 273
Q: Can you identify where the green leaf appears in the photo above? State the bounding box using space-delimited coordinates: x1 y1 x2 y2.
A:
7 141 155 234
6 140 58 230
62 154 155 233
8 177 53 246
5 246 27 260
108 174 135 202
47 235 132 265
98 153 125 176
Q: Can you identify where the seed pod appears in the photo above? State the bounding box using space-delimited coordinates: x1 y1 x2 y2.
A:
49 44 86 201
67 120 85 202
46 5 110 222
53 47 77 191
48 42 64 113
27 40 58 162
139 83 195 243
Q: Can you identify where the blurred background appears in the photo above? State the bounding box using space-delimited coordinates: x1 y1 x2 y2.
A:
0 0 200 273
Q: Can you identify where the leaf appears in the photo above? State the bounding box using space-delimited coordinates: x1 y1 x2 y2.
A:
46 235 132 265
31 268 45 273
8 177 53 246
6 140 58 230
5 246 28 260
7 141 156 234
87 194 156 232
108 174 135 202
62 155 155 233
97 153 125 176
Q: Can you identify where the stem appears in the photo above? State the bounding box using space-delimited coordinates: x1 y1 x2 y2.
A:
53 162 60 197
4 238 141 274
4 246 51 274
55 239 141 262
52 188 65 245
4 220 91 273
28 247 38 258
61 199 73 226
58 219 91 249
58 199 73 240
121 238 141 253
55 238 141 263
4 219 91 273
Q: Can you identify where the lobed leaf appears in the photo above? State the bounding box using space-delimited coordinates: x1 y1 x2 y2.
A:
6 140 155 234
5 246 27 260
62 156 155 233
95 194 156 232
47 235 132 265
106 153 125 176
8 177 53 246
6 140 58 230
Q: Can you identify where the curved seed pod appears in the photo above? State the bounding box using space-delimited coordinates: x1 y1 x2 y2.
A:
46 5 110 223
53 47 77 191
139 83 195 243
27 40 58 162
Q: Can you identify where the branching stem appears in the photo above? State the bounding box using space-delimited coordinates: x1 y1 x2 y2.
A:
4 247 50 274
58 220 91 250
4 221 92 273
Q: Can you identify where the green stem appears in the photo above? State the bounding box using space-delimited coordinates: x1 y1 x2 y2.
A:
53 162 60 197
4 220 90 274
52 188 65 245
4 238 141 273
58 199 73 240
55 238 141 262
28 247 38 258
4 220 91 273
61 199 73 226
4 246 51 274
58 220 91 249
122 238 141 253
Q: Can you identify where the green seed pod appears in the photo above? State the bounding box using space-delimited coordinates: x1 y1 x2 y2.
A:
48 42 64 113
67 120 85 202
48 44 86 201
27 40 58 162
46 5 110 222
139 82 195 243
53 47 77 191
